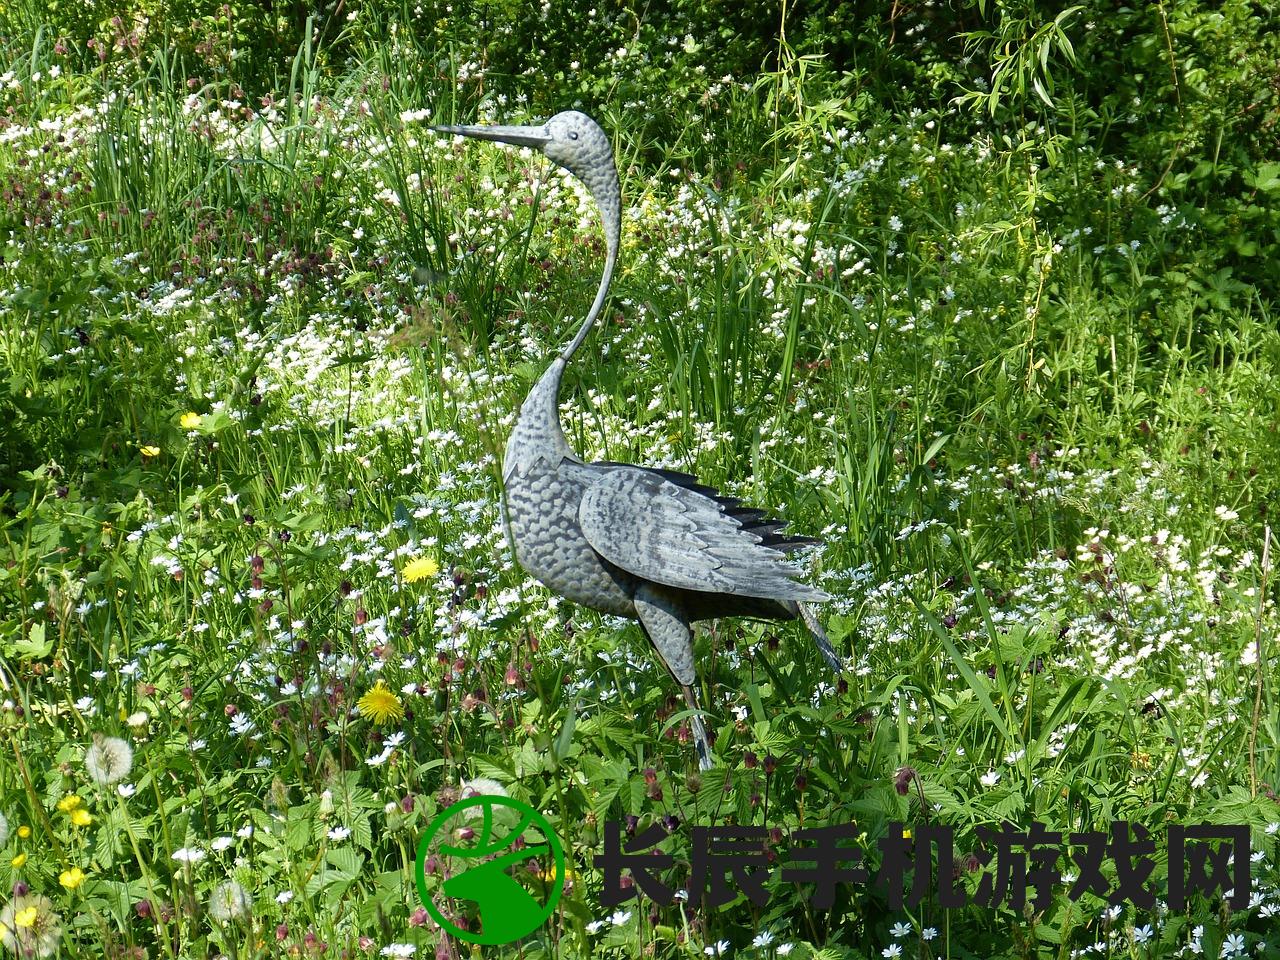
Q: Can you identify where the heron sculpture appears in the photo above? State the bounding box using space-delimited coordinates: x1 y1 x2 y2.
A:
436 111 840 769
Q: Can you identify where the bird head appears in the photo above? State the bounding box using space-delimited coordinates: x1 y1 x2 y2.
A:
434 110 620 250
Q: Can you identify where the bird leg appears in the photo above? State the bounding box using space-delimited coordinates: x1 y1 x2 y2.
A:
633 584 712 771
798 601 844 674
679 682 711 772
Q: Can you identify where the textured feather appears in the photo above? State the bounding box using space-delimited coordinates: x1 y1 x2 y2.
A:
579 468 830 601
591 461 819 553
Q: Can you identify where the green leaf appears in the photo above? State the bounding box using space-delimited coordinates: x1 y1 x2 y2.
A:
1246 162 1280 193
553 692 580 762
13 622 52 659
331 352 376 368
746 682 767 724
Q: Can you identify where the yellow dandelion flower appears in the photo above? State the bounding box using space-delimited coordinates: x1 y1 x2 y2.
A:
70 808 92 827
356 681 403 725
17 825 30 839
11 853 27 868
402 556 440 583
58 868 85 890
56 795 83 813
179 412 202 429
139 445 160 458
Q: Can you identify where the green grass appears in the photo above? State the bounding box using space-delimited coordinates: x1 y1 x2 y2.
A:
1 8 1279 960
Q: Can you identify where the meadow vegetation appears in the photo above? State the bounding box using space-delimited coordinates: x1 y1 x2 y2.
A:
1 1 1279 957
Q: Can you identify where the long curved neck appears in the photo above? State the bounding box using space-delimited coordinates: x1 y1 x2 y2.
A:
503 193 620 479
559 231 617 363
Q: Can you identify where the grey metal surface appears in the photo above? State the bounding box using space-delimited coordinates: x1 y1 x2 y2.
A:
439 110 841 769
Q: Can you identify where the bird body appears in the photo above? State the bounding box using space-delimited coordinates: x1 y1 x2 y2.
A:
438 111 840 768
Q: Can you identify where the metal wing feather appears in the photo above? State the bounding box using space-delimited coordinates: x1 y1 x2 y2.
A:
578 468 829 601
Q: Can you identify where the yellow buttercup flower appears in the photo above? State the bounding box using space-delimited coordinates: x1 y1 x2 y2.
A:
356 681 403 725
139 445 160 458
70 808 93 827
402 556 440 583
180 412 202 429
17 825 30 839
14 906 37 928
11 853 27 868
59 868 85 890
540 863 575 884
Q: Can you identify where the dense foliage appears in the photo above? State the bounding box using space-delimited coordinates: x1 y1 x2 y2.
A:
1 1 1278 959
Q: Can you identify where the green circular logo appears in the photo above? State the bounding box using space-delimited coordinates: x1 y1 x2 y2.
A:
415 796 565 945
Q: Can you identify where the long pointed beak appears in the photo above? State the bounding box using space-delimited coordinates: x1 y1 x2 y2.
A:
433 123 551 150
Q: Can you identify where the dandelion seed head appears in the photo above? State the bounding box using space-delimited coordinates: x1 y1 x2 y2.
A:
85 733 134 786
208 880 253 923
459 777 508 800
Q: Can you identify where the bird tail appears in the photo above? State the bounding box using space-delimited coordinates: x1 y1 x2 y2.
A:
799 601 842 673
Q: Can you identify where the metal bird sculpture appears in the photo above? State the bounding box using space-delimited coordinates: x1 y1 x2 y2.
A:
437 111 840 769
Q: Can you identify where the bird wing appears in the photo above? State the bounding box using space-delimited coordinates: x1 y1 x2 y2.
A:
578 467 829 601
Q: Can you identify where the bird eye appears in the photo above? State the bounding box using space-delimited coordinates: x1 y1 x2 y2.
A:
568 131 579 140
